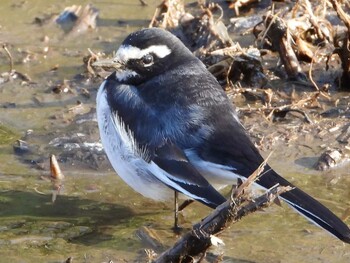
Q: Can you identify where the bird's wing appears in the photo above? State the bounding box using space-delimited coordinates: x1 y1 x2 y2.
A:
196 109 264 178
149 140 226 208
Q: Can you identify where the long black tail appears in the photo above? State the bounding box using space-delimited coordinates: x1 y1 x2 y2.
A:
258 167 350 243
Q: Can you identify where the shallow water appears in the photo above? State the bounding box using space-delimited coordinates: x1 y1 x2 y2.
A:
0 0 349 262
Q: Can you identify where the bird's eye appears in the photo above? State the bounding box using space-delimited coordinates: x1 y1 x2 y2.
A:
142 54 154 66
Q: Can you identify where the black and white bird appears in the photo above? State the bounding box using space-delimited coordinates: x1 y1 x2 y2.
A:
95 27 350 243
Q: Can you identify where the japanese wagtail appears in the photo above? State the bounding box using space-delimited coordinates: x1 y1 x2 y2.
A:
95 28 350 243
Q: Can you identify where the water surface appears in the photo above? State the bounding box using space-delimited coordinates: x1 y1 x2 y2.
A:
0 0 349 262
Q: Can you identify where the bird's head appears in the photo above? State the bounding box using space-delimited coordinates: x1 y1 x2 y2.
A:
93 28 196 85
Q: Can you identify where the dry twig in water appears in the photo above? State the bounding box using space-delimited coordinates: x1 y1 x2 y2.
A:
50 154 65 203
155 161 291 262
2 44 14 72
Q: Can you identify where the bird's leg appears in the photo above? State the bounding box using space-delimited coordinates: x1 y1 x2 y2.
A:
172 191 181 232
173 193 194 232
178 199 194 212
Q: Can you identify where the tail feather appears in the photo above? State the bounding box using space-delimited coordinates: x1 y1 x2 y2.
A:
281 187 350 243
258 168 350 243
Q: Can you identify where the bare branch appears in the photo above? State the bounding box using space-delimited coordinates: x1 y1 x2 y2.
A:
155 171 291 262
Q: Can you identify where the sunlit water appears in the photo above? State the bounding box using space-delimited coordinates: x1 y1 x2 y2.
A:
0 0 349 262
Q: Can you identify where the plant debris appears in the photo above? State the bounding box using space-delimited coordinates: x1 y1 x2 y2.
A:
34 4 99 36
314 148 348 171
50 154 65 203
0 44 33 85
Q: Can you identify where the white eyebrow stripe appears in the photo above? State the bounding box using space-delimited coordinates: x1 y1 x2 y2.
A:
116 44 171 62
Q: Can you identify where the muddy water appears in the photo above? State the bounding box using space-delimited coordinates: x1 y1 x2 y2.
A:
0 1 349 262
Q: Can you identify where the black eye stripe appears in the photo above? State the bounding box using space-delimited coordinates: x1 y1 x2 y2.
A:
126 53 156 67
126 59 138 67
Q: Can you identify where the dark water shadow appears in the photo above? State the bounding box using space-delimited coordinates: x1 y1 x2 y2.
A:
2 95 89 110
0 192 261 262
219 258 257 263
0 190 134 245
294 156 318 169
206 252 257 263
0 190 132 218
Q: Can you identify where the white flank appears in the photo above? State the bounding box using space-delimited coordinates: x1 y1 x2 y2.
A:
185 149 246 190
116 44 171 62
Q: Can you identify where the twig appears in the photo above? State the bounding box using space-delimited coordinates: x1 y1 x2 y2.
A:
139 0 148 6
330 0 350 89
264 14 307 81
3 44 14 72
240 104 313 124
86 48 98 76
301 0 331 42
149 7 159 28
232 153 272 199
33 187 46 195
154 168 291 262
329 0 350 31
308 47 320 91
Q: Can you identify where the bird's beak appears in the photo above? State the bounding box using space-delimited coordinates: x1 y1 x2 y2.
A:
92 58 124 72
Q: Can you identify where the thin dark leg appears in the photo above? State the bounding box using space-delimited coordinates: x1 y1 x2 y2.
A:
173 191 179 231
172 194 194 232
